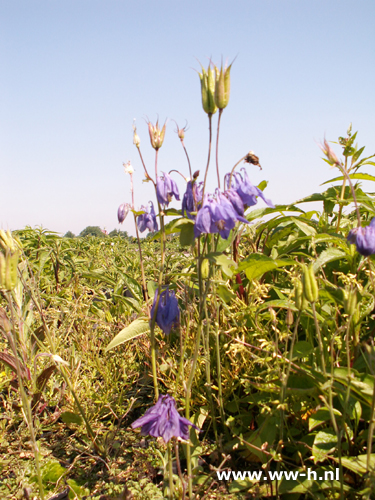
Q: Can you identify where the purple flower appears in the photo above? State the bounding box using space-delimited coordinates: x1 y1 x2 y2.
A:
131 394 199 442
156 172 180 206
137 202 158 233
182 180 203 219
225 169 274 208
117 203 130 224
347 218 375 256
151 288 180 335
194 191 249 239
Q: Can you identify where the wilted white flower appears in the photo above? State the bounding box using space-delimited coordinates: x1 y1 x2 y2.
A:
123 161 134 175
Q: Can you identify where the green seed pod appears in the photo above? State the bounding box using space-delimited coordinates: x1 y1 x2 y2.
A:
201 258 209 279
343 289 358 317
286 308 294 326
199 66 217 115
302 264 319 303
294 280 308 311
0 252 6 289
214 62 233 110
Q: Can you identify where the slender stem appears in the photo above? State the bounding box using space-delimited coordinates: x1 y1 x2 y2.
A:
215 109 223 189
130 172 149 313
214 293 225 429
155 149 159 179
311 302 326 375
228 155 247 189
174 440 186 500
136 146 155 186
336 156 348 231
367 373 375 471
202 114 213 201
167 441 173 500
203 302 218 442
181 140 192 179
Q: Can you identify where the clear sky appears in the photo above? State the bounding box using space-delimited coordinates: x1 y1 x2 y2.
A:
1 0 374 236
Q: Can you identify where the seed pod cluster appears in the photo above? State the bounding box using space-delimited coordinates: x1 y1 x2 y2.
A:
294 280 308 311
301 264 319 303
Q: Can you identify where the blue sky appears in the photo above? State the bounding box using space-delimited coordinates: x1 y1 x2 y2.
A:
1 0 374 236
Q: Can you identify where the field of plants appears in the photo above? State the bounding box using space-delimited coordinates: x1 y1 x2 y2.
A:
2 61 375 500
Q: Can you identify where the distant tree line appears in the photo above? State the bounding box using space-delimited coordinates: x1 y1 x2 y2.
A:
63 226 129 239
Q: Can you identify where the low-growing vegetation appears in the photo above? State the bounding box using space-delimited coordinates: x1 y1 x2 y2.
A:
1 60 375 500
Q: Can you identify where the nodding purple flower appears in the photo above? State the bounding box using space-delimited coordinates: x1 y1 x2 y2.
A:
194 191 249 239
137 202 158 233
347 218 375 256
117 203 130 224
224 189 245 217
182 180 203 219
151 288 180 335
131 394 199 443
156 172 180 207
225 169 274 209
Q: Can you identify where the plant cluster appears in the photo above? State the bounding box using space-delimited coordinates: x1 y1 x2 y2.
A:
1 59 375 500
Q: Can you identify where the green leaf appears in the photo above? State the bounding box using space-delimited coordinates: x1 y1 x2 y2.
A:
238 254 295 281
207 253 237 277
312 248 347 273
147 280 158 299
321 173 375 185
312 429 338 463
61 411 83 425
291 218 317 236
217 283 236 303
292 341 313 359
309 408 341 431
179 221 195 247
332 454 375 475
105 318 149 351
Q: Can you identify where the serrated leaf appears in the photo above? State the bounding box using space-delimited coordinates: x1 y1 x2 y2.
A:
105 318 149 351
309 407 341 431
312 429 338 463
312 248 347 272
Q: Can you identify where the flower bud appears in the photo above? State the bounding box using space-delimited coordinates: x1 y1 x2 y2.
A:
148 120 166 150
117 203 130 224
132 122 140 148
199 65 217 115
301 264 319 303
214 61 233 110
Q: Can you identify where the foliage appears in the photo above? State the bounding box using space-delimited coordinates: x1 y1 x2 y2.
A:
2 63 375 500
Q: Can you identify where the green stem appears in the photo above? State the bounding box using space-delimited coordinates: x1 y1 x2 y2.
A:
168 441 173 500
311 302 326 375
215 109 223 189
202 114 212 200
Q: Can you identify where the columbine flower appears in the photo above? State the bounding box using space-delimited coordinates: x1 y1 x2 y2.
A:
151 288 180 335
123 161 134 174
148 119 166 150
156 172 180 207
194 191 249 239
118 203 130 224
182 180 202 219
347 218 375 256
131 394 198 443
225 169 274 208
137 202 158 233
